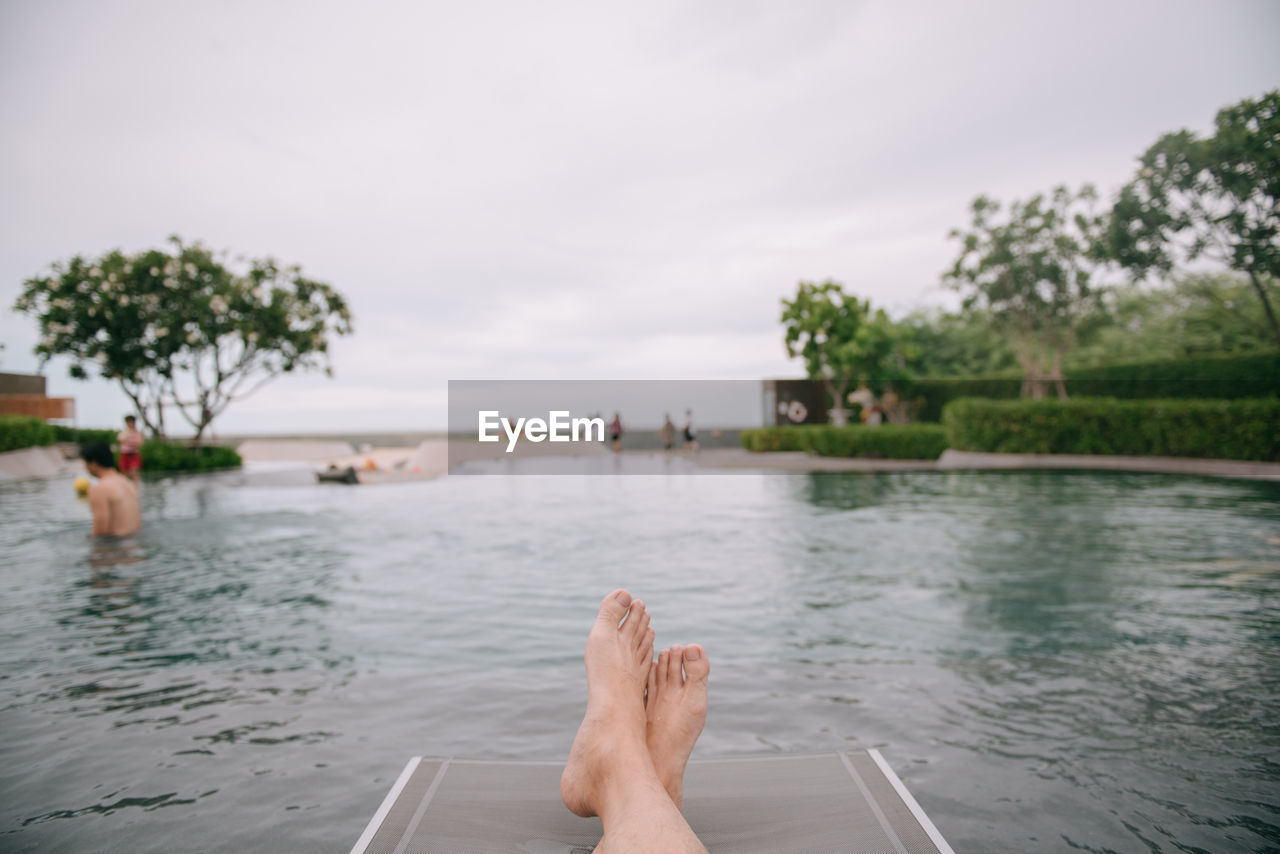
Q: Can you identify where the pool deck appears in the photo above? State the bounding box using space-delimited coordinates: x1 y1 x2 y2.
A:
0 445 84 480
694 449 1280 481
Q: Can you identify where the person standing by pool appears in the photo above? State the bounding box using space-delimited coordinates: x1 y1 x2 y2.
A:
659 413 677 452
80 441 141 537
682 409 699 453
609 412 624 452
117 415 144 485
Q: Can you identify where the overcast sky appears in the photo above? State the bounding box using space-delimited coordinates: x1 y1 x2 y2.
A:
1 0 1277 433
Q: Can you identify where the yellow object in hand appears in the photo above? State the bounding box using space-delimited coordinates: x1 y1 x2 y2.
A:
74 476 91 497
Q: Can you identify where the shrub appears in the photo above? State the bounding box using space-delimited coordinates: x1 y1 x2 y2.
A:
1066 351 1280 399
0 415 55 453
809 424 949 459
942 397 1280 461
901 350 1280 421
741 424 947 459
740 426 818 452
50 425 117 444
140 440 242 473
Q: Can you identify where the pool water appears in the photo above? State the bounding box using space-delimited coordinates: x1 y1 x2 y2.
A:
1 463 1278 852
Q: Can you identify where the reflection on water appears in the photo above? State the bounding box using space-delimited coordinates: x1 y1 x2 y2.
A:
0 467 1278 852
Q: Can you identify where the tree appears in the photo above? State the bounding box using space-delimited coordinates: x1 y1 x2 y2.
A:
1068 273 1276 367
780 281 904 424
13 237 352 441
944 185 1105 399
1106 90 1280 347
897 307 1019 377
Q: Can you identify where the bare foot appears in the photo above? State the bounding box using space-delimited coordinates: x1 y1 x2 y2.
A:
560 590 656 818
645 643 709 811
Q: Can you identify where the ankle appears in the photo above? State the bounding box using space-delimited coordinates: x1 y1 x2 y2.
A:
598 754 671 816
593 742 660 803
663 779 685 812
591 697 647 732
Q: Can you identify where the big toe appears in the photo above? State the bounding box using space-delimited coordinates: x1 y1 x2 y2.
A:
596 589 632 625
683 645 710 684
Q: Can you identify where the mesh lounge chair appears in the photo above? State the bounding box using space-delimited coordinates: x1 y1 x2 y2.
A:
351 751 955 854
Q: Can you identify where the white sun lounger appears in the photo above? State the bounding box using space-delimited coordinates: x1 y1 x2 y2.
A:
350 751 955 853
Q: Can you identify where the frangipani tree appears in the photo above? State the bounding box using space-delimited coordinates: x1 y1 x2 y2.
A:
780 280 905 424
14 236 352 441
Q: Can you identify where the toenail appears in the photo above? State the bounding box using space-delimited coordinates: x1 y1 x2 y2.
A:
686 648 701 661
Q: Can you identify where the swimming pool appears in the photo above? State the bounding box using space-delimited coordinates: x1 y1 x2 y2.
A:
1 463 1277 852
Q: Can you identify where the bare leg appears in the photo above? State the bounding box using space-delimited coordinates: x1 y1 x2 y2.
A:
645 644 709 811
561 590 707 854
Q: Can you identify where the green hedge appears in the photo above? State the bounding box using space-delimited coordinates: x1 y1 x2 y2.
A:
0 415 55 453
140 440 242 473
942 397 1280 461
740 426 819 452
1067 351 1280 398
741 424 948 459
902 350 1280 421
0 421 243 470
50 425 118 444
810 424 949 459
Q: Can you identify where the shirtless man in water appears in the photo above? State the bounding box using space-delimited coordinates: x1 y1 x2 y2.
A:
561 589 711 853
80 441 141 537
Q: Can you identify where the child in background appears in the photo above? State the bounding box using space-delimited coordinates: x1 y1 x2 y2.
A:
117 415 144 485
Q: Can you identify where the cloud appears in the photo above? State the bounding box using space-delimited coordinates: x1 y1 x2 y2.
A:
2 0 1277 432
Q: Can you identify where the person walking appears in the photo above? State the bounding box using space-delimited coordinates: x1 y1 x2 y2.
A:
682 409 699 453
659 414 676 452
609 412 624 452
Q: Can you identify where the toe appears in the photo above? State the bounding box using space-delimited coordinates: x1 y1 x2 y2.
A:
597 589 632 625
647 659 658 701
622 600 646 640
657 649 669 689
639 627 655 665
683 644 709 684
632 608 651 647
667 644 684 684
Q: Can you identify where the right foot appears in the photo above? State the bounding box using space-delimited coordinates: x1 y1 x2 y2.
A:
645 644 710 811
560 590 656 818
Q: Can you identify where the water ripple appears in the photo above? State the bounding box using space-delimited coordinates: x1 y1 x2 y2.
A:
0 468 1278 852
